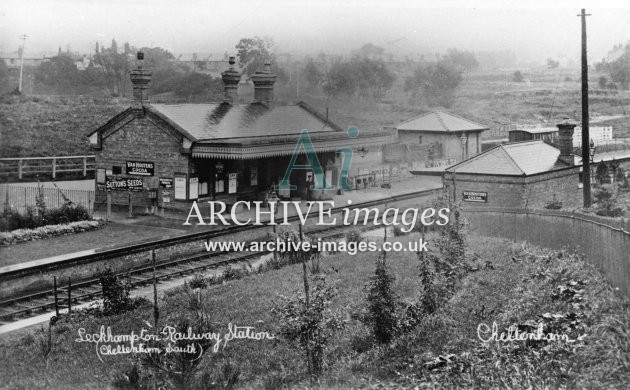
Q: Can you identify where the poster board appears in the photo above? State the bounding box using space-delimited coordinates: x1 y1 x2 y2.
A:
189 177 199 200
228 173 237 194
96 168 106 184
215 180 225 193
174 176 187 200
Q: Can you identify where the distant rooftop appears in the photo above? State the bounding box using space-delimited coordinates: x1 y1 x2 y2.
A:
396 111 488 132
446 140 570 176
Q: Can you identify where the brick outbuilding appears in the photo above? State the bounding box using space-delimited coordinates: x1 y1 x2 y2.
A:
443 120 582 209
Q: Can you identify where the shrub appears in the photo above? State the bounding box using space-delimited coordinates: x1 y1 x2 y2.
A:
545 199 563 209
99 269 132 315
0 202 91 232
593 188 624 217
345 228 363 244
0 220 102 245
362 256 400 344
273 274 345 378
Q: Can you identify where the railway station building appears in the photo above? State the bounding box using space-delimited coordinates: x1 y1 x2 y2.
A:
88 56 393 212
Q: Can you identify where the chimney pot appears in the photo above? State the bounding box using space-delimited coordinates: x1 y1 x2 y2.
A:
556 118 576 165
130 54 151 111
251 60 276 105
221 56 241 103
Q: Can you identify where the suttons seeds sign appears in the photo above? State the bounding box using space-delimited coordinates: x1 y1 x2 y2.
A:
106 177 144 191
126 161 155 176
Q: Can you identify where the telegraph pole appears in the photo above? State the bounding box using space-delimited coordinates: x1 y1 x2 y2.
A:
18 34 28 93
579 9 592 208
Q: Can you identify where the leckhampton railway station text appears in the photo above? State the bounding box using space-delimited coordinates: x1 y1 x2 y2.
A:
184 200 450 232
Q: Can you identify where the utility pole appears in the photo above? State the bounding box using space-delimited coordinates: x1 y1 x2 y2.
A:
579 9 592 208
18 34 28 93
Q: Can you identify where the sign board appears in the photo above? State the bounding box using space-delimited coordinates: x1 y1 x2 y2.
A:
189 177 199 200
463 190 488 203
159 177 173 188
228 173 237 194
126 161 154 176
96 168 106 184
174 176 187 200
106 177 143 191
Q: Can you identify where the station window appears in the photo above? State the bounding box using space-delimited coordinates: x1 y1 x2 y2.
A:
418 136 423 144
112 165 122 175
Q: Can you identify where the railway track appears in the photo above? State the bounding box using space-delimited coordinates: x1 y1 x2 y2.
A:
0 188 440 325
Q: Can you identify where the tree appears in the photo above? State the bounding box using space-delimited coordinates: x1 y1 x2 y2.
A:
547 58 560 69
35 54 80 89
405 59 464 107
444 48 479 72
235 36 275 76
173 72 222 99
607 43 630 90
353 43 385 58
599 76 608 89
303 57 323 88
595 162 609 184
350 56 395 99
0 59 9 90
93 39 131 96
323 60 356 98
363 256 399 344
512 70 524 82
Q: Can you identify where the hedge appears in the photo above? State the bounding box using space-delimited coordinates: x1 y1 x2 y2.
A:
0 220 104 245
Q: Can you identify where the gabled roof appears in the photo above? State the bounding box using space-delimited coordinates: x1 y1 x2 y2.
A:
397 111 488 132
445 140 571 176
148 101 339 141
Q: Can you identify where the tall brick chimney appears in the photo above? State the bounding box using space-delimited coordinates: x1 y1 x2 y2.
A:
556 117 576 165
129 52 151 112
221 56 241 103
250 61 276 105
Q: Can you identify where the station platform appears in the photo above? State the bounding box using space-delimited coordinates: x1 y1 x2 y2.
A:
1 175 442 267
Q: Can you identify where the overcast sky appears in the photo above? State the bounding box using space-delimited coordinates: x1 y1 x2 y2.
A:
1 0 629 63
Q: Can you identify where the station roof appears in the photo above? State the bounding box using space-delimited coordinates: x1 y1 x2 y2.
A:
396 111 488 133
89 101 395 159
445 140 571 176
149 102 338 140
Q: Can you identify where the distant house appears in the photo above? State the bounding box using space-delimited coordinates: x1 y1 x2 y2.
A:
444 121 582 209
508 127 558 143
395 111 488 171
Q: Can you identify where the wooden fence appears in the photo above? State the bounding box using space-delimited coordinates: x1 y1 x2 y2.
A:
463 207 630 297
0 156 96 182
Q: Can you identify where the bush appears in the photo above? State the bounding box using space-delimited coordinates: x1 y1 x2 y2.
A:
593 188 624 217
362 256 400 344
273 274 345 378
345 228 363 244
0 220 102 245
0 202 91 232
99 269 133 315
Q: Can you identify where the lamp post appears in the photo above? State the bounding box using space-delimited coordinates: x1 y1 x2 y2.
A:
459 133 468 161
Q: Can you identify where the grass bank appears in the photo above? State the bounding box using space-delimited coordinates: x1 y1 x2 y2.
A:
0 234 628 389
